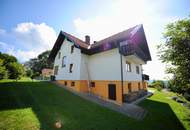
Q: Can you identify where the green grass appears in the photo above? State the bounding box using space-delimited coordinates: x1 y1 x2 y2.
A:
0 79 189 130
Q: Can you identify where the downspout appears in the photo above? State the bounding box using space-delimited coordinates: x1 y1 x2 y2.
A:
120 53 124 103
118 43 124 103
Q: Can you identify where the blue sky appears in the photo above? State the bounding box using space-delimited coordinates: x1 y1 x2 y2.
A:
0 0 190 79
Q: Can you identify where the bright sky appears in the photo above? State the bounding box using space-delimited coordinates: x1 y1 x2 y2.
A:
0 0 190 80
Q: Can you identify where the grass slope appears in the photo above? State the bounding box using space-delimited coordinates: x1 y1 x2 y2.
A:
0 79 189 130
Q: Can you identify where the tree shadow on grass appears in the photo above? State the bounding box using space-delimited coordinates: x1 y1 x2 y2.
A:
140 99 186 130
0 81 188 130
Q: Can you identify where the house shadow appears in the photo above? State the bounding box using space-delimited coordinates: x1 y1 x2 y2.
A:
0 81 188 130
0 81 57 130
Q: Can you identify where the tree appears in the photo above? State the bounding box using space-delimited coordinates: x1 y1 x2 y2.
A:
0 59 7 79
0 52 17 66
158 16 190 93
8 62 24 80
25 50 53 73
26 69 33 77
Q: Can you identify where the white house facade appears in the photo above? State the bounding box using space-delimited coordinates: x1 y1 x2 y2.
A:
49 24 151 104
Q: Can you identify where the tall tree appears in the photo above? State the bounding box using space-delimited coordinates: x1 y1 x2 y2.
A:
158 16 190 93
0 59 7 79
25 50 53 73
0 52 24 80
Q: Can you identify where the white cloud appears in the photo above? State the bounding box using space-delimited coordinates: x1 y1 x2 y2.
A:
0 41 36 62
0 22 57 63
73 0 181 80
13 22 56 51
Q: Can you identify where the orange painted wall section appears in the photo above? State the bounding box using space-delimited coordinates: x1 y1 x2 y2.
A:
56 80 147 105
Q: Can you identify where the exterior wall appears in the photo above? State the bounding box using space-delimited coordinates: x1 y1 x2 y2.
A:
80 54 89 80
56 80 89 93
123 81 143 94
89 80 122 104
88 49 121 80
122 56 143 82
53 41 148 104
54 39 81 80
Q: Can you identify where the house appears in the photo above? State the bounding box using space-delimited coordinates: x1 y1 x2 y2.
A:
41 68 53 78
48 24 151 104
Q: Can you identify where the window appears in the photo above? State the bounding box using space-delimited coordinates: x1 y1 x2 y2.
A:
71 81 75 86
90 82 95 87
136 66 140 74
64 81 67 86
69 64 73 73
71 45 74 53
128 83 132 93
58 52 61 59
62 56 66 67
138 82 141 90
126 61 131 72
54 66 59 75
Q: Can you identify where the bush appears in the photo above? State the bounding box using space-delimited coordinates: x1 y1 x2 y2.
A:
149 80 165 91
7 62 24 80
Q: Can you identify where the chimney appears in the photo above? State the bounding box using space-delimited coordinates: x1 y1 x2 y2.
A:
85 35 90 44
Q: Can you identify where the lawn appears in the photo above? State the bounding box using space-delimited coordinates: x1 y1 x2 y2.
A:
0 79 189 130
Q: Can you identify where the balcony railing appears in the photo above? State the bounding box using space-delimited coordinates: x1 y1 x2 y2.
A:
119 43 148 61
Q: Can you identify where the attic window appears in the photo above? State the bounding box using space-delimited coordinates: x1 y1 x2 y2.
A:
71 45 74 53
58 52 61 59
69 64 73 73
126 61 131 72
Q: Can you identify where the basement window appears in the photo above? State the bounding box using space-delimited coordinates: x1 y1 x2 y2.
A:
126 61 131 72
64 81 67 86
69 64 73 73
128 83 132 93
71 81 75 86
138 82 141 90
90 82 95 87
71 45 74 54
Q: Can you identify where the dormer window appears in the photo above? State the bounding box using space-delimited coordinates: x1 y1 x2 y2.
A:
71 45 74 54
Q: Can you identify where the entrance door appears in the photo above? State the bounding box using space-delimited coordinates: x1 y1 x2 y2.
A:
108 84 116 100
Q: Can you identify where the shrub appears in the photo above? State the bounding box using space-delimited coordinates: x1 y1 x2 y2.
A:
149 80 165 91
7 62 24 80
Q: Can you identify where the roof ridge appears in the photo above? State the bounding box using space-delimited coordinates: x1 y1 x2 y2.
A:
91 24 141 47
61 31 86 43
